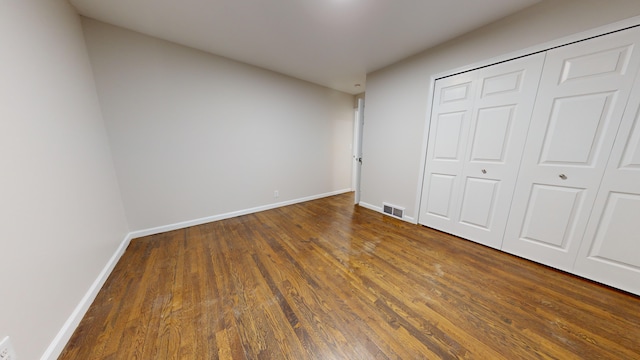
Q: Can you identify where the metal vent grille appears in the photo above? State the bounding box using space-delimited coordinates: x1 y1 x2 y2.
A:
382 203 404 219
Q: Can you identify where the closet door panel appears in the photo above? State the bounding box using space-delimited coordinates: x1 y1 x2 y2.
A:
458 177 499 229
574 80 640 296
519 184 585 249
469 105 514 162
419 74 475 230
432 112 466 160
502 27 640 271
424 174 456 219
539 92 616 165
585 193 640 266
455 53 545 248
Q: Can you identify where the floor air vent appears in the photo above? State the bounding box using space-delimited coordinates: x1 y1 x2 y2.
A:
383 203 404 219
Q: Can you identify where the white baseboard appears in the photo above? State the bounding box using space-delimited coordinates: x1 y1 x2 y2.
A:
129 188 353 239
41 233 132 360
359 201 382 213
359 201 417 224
404 215 417 224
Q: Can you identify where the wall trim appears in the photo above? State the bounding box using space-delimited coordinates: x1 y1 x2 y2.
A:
359 202 417 224
129 188 353 239
41 233 132 360
359 201 382 213
404 215 416 223
415 15 640 226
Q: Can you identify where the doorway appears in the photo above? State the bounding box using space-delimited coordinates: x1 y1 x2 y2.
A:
352 98 364 204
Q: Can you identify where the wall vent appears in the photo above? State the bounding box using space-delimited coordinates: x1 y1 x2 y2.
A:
383 203 404 219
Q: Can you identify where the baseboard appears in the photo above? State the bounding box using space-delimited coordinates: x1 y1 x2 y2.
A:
40 233 132 360
129 188 353 239
404 215 417 224
359 201 417 224
359 201 382 213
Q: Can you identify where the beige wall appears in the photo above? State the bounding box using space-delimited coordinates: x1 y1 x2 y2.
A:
0 1 129 359
82 19 355 231
361 0 640 221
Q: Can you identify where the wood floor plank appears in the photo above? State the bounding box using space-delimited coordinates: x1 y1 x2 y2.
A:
59 193 640 359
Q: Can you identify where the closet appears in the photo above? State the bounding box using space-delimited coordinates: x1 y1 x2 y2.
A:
419 25 640 295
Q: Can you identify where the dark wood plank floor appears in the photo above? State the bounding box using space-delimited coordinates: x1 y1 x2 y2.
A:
59 193 640 359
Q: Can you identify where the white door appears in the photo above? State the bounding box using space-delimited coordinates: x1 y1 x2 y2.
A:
353 98 364 204
419 53 545 249
502 27 640 271
455 54 545 248
573 72 640 295
419 72 476 232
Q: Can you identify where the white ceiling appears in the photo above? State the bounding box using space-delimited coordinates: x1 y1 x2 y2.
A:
69 0 540 94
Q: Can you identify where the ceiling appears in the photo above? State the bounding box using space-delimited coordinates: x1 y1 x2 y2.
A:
69 0 540 94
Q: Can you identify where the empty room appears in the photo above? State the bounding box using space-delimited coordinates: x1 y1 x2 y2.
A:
2 0 640 359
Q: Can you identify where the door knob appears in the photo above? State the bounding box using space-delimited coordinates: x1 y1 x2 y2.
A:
559 174 567 180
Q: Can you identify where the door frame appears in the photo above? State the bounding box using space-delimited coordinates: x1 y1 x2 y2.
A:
352 98 364 204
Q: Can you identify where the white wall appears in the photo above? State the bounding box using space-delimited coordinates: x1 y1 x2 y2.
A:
361 0 640 221
0 1 129 359
82 19 354 232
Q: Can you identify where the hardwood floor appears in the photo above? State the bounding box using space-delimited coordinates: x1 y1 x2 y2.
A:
59 193 640 359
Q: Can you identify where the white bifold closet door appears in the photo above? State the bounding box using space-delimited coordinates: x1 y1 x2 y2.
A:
419 53 545 249
573 72 640 295
502 27 640 271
